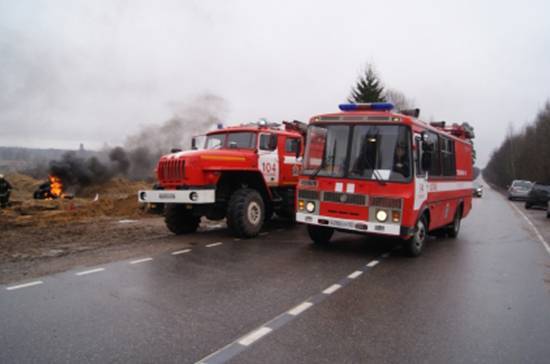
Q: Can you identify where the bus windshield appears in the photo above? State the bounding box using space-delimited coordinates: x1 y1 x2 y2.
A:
302 124 412 182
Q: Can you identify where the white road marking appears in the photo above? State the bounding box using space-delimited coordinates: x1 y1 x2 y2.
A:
348 270 363 279
259 232 269 236
130 257 153 264
75 268 105 276
206 242 223 248
233 238 241 241
510 203 550 256
381 253 390 258
172 249 191 255
6 281 43 291
366 260 379 268
238 327 273 346
288 302 313 316
322 284 342 295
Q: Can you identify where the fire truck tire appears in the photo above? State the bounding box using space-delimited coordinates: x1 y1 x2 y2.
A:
447 207 462 238
164 205 200 234
307 225 334 245
227 188 265 238
405 216 427 257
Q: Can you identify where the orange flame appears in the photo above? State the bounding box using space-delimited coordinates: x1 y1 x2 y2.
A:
49 175 64 198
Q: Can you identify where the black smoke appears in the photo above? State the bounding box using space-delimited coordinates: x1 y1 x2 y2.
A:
46 94 226 188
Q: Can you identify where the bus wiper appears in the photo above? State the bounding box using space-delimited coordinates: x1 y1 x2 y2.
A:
309 158 326 179
360 154 386 186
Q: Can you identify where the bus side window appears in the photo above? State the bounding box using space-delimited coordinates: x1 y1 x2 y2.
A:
429 132 442 177
441 137 456 176
415 135 426 176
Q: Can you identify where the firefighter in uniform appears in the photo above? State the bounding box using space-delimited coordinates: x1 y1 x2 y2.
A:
0 174 13 208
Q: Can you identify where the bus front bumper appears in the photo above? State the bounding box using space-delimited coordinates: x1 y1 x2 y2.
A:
296 212 407 236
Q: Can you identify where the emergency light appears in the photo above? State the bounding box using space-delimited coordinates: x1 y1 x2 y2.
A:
338 102 395 112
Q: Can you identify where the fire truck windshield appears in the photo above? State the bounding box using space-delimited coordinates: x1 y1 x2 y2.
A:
303 124 412 182
204 132 257 150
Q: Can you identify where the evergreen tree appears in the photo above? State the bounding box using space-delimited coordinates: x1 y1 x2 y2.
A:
348 64 386 103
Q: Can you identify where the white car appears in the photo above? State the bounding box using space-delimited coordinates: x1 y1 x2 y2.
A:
507 180 532 201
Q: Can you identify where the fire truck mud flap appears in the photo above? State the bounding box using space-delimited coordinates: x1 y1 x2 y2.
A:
296 212 401 236
138 189 215 204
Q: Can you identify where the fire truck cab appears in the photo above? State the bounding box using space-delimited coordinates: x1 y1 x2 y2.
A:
138 121 306 238
297 103 474 256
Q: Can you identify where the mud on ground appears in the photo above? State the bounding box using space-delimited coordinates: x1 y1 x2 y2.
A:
0 173 167 283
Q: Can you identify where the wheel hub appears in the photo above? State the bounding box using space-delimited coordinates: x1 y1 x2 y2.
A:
247 201 261 225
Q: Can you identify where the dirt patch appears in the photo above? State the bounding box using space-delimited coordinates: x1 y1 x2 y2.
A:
1 173 151 230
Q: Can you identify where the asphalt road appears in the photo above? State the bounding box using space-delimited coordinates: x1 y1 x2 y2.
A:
1 186 549 363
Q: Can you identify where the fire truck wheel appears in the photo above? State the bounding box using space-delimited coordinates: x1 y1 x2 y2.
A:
227 188 265 238
164 205 200 234
447 208 462 238
307 225 334 245
405 216 427 257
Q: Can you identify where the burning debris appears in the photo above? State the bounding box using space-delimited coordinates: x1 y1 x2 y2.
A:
33 175 73 200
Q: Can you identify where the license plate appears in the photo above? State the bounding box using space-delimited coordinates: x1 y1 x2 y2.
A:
330 219 354 228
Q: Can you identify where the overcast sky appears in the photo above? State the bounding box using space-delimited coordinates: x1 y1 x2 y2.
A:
1 0 549 166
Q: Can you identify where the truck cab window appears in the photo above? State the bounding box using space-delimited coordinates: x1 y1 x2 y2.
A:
259 134 277 151
285 138 300 154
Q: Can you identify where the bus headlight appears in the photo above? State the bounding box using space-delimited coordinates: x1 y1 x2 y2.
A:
306 201 316 213
392 211 401 223
376 209 388 222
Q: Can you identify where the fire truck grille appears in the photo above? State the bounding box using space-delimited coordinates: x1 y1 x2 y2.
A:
370 197 402 209
298 190 320 200
322 192 367 206
159 159 185 181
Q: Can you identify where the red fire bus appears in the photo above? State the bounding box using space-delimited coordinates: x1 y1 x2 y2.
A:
296 103 474 256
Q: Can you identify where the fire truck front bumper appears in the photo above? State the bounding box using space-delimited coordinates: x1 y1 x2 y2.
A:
138 189 215 204
296 212 404 236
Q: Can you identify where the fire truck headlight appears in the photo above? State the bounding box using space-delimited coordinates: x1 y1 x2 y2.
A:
375 209 388 222
189 192 199 201
306 201 316 213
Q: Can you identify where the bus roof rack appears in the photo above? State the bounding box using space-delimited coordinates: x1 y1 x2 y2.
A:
430 121 475 140
400 108 420 118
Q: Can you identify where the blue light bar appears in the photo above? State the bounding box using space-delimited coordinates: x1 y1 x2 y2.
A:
338 102 395 112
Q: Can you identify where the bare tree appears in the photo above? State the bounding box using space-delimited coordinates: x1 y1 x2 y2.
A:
384 88 414 111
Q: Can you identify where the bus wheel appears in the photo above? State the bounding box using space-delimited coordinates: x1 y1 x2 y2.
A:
307 225 334 245
447 208 462 238
405 216 427 257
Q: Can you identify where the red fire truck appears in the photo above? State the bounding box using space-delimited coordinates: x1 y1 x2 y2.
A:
138 121 306 237
296 103 474 256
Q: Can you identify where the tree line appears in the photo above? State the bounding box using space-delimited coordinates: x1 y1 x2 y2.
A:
483 102 550 187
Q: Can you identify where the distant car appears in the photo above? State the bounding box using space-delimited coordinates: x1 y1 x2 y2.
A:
473 183 483 198
524 182 550 209
508 180 532 201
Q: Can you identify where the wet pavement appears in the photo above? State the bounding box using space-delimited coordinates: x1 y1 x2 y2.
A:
1 186 549 363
